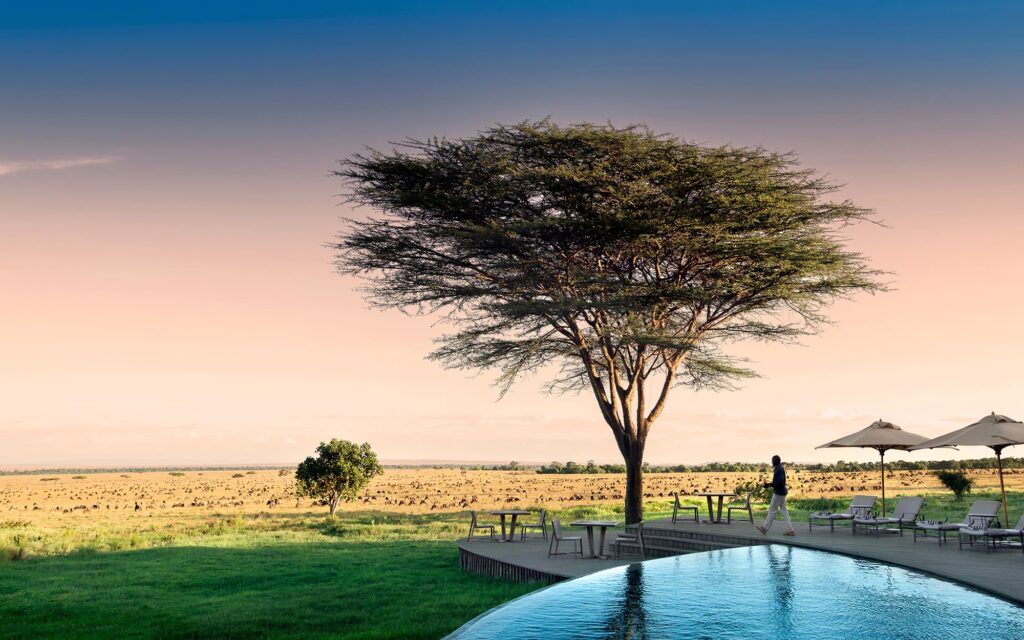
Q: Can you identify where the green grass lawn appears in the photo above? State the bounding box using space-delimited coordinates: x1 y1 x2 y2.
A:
2 491 1021 639
0 532 537 640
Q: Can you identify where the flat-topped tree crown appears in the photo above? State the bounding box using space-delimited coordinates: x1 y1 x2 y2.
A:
332 120 883 523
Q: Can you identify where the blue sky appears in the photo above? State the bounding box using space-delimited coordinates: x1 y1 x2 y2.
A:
2 2 1023 465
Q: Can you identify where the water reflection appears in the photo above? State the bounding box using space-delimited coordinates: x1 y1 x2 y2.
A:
766 545 794 635
601 562 649 640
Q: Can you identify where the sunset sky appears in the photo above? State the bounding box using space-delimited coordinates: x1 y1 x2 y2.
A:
2 2 1023 468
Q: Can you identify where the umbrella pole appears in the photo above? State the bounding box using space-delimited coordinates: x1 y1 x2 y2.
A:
879 449 886 516
996 448 1008 527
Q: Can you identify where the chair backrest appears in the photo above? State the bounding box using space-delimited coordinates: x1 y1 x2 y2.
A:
634 520 646 558
965 499 1001 528
1012 513 1024 531
891 496 924 521
848 495 876 516
470 510 478 526
552 518 564 539
538 508 547 525
743 492 752 507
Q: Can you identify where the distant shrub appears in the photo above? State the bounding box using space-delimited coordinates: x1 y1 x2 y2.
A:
169 472 185 477
40 478 58 482
935 470 974 501
245 471 256 475
0 520 30 529
232 473 245 478
120 474 130 478
278 469 290 477
734 480 773 503
71 475 86 480
788 497 849 514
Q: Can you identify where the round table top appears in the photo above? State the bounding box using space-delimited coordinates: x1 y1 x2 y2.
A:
488 509 531 515
569 520 620 527
693 492 738 497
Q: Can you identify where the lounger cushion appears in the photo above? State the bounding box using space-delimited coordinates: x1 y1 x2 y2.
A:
810 513 854 521
917 521 962 531
963 528 1023 537
854 516 902 525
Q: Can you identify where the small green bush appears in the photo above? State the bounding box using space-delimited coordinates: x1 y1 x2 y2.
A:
935 470 974 501
169 472 185 477
734 480 773 503
232 473 245 478
72 475 86 480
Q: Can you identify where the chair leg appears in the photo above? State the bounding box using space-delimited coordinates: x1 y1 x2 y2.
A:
468 525 473 542
747 507 753 523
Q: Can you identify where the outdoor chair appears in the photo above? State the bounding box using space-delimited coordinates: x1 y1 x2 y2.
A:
548 518 583 558
808 495 876 532
958 507 1020 552
518 508 548 541
913 499 1001 545
852 496 924 537
726 493 753 524
671 493 699 524
612 521 646 559
962 513 1024 554
466 510 496 542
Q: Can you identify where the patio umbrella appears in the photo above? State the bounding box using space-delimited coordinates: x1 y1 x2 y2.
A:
910 412 1024 527
817 419 932 515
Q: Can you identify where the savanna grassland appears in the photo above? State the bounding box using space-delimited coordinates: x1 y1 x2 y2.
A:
2 468 1023 639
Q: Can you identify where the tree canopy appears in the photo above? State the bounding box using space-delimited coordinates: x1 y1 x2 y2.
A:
296 439 383 516
332 120 883 522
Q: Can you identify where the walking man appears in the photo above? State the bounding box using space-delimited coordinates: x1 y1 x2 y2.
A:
756 454 796 536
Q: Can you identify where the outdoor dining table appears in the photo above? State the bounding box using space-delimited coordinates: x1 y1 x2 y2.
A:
489 509 531 542
570 520 620 559
694 492 738 524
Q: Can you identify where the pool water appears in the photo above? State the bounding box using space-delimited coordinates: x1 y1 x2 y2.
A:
449 545 1024 639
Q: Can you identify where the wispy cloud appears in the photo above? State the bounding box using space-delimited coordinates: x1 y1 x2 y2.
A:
0 155 121 177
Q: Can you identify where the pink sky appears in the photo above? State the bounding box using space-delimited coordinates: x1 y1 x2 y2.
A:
2 8 1023 467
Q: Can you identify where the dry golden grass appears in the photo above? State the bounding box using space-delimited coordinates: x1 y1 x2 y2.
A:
4 467 1024 527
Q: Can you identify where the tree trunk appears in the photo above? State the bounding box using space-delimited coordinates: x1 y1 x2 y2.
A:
329 496 338 516
624 446 645 524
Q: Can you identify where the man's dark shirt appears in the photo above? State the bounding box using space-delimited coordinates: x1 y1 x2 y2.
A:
772 465 788 496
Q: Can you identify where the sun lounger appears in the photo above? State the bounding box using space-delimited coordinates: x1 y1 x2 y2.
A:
958 513 1024 553
808 495 876 532
853 496 924 537
914 499 1001 545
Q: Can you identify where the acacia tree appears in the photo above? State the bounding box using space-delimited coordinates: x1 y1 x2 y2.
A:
296 439 383 516
331 121 882 523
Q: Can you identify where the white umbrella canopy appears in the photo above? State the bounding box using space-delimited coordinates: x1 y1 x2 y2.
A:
817 419 932 514
910 413 1024 526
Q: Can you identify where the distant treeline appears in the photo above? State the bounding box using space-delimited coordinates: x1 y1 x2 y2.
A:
0 465 290 476
523 458 1024 474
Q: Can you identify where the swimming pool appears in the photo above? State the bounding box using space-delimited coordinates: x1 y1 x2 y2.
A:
449 545 1024 639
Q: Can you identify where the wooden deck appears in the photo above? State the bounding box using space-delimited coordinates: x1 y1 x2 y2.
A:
458 517 1024 604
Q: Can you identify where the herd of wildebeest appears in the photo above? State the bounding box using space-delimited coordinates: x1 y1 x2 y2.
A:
1 467 1021 524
